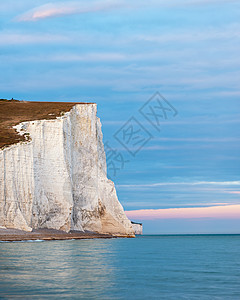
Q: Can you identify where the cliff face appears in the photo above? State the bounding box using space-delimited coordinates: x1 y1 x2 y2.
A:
0 104 134 236
131 222 143 235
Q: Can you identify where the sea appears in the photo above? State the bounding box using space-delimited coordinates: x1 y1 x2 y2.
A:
0 235 240 299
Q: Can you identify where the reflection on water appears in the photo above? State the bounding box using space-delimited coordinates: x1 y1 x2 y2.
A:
0 239 116 298
1 235 240 299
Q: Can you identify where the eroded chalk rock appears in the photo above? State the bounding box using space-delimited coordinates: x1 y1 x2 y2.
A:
0 104 134 236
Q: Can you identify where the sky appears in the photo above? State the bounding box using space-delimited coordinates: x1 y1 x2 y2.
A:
1 0 240 233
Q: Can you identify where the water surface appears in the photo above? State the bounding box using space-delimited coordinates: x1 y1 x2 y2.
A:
1 235 240 299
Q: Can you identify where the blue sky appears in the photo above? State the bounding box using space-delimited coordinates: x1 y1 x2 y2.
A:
1 0 240 233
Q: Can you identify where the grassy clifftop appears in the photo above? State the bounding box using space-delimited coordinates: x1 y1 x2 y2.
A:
0 99 94 149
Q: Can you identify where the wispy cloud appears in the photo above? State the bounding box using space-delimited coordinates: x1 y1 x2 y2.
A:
123 201 234 208
228 191 240 194
136 24 240 44
16 1 124 22
0 33 68 45
51 53 127 62
126 204 240 220
15 0 240 22
118 181 240 189
156 137 240 142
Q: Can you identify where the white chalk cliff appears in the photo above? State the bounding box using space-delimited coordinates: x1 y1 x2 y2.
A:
131 222 143 235
0 104 134 236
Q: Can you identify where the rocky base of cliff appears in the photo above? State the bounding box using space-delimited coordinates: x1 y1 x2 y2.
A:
0 228 135 242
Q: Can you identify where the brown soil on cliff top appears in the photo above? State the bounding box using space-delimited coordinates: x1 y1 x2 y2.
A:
0 99 94 149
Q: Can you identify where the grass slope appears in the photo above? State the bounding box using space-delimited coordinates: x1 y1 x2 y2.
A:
0 99 94 149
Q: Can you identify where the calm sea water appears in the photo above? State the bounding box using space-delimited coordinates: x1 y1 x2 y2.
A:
0 235 240 299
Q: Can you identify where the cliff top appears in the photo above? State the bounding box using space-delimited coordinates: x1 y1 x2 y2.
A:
0 99 95 149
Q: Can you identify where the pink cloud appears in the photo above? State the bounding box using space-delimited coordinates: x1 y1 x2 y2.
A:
228 191 240 194
16 1 124 22
126 204 240 220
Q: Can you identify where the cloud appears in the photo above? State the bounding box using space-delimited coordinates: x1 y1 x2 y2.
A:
123 201 233 208
16 1 124 22
0 33 68 45
155 137 240 142
15 0 239 22
136 25 240 44
51 53 127 62
126 204 240 220
118 181 240 189
179 0 239 6
228 191 240 194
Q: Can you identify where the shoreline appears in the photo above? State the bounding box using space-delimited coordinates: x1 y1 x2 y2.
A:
0 228 135 242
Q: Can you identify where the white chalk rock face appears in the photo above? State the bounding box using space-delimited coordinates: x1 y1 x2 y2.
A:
0 104 134 236
131 223 143 235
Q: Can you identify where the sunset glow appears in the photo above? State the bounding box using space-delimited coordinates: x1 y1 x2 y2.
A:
126 205 240 220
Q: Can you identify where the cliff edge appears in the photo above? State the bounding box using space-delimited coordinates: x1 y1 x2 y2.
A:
0 100 134 237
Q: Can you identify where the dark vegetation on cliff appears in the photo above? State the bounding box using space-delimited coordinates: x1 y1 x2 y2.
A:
0 99 94 149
